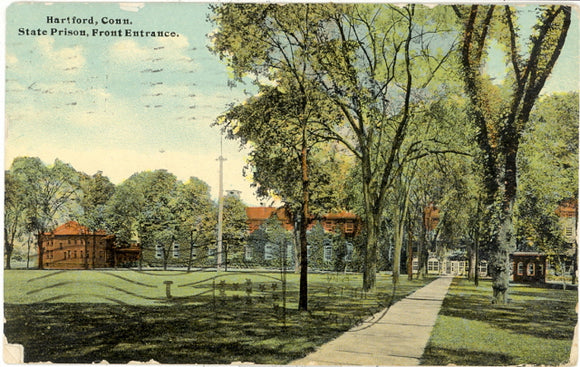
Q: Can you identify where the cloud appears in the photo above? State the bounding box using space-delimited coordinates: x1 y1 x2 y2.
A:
36 36 85 73
109 39 151 64
108 35 192 66
6 54 18 66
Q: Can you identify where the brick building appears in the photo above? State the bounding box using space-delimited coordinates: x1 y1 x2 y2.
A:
38 221 140 269
245 206 361 237
555 198 577 244
511 252 547 283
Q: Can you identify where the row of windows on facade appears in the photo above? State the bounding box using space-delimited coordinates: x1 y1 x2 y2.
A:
415 258 489 275
44 239 105 249
153 243 354 262
246 243 354 262
155 244 181 259
323 220 356 233
44 250 105 260
514 262 544 276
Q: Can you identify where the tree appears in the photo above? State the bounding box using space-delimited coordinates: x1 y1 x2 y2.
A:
215 41 347 309
176 177 216 272
516 92 579 283
221 194 248 269
211 3 458 291
455 4 571 303
4 171 28 269
105 177 143 246
9 157 81 269
138 170 181 270
79 171 115 269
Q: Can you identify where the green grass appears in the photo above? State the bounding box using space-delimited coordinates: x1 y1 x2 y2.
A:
421 278 577 366
4 269 432 363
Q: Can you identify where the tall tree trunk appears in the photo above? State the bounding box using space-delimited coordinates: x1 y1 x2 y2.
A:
5 227 13 270
37 231 44 270
298 126 309 311
293 225 300 274
363 213 379 291
187 231 194 273
393 213 404 286
27 235 31 269
407 224 413 280
475 237 480 287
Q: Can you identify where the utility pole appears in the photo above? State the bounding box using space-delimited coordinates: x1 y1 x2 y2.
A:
216 137 226 271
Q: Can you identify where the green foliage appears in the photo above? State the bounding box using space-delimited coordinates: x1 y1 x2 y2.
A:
516 92 579 253
222 194 249 266
210 3 461 290
5 156 220 270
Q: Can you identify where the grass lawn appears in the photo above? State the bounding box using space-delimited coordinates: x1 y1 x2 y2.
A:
4 269 432 364
421 278 577 366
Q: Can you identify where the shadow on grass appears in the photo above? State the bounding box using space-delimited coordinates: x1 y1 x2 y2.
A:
438 279 577 341
4 302 337 363
421 347 514 366
4 276 434 364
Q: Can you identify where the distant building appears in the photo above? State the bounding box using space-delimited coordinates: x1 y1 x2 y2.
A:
556 198 577 244
38 221 140 269
245 206 362 237
511 252 547 283
225 189 242 199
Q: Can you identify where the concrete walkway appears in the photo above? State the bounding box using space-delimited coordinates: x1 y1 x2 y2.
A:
290 276 454 366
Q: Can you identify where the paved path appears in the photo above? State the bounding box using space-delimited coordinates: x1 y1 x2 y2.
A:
290 276 454 366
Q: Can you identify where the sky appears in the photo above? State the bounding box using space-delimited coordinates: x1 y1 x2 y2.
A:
4 2 579 206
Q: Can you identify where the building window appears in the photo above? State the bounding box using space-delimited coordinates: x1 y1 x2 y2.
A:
80 251 83 259
538 263 544 275
264 244 274 260
172 243 180 259
527 263 535 276
517 262 524 275
323 221 334 232
155 244 163 259
63 252 67 260
73 250 77 258
565 222 575 239
245 245 253 261
345 242 353 261
344 221 354 234
324 245 333 262
479 261 488 275
428 258 439 272
412 258 419 271
287 243 293 260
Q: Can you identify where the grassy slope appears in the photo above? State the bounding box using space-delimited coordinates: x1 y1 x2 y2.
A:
4 269 432 363
421 278 577 366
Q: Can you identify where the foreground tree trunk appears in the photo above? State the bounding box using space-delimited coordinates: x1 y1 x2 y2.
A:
298 127 310 311
457 4 571 303
37 231 44 270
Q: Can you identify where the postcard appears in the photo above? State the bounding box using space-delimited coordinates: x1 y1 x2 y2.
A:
4 2 578 365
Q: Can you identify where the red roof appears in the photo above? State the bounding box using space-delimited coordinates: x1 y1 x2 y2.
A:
50 221 107 236
323 212 358 220
245 207 278 220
